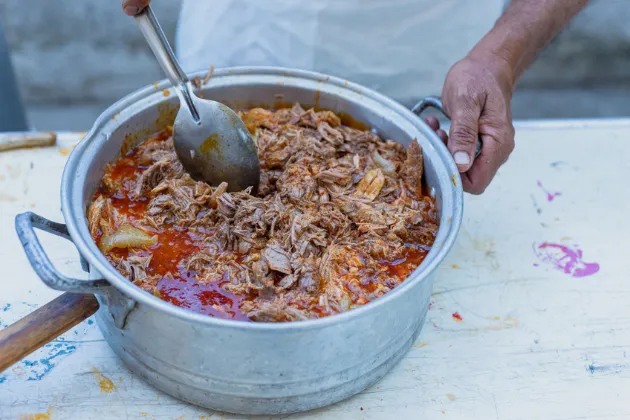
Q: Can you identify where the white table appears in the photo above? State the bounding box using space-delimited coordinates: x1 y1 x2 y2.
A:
1 120 629 420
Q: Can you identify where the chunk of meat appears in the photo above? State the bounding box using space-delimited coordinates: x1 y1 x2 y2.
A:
87 195 117 238
241 299 309 322
372 150 397 175
276 164 317 204
263 243 292 275
353 169 385 201
400 140 424 198
135 158 177 198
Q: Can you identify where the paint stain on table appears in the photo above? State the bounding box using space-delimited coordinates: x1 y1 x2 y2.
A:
22 343 77 380
537 180 561 202
0 192 17 202
452 312 463 322
533 242 600 278
586 363 629 375
92 368 116 393
446 393 456 401
19 407 52 420
58 145 76 156
481 316 520 332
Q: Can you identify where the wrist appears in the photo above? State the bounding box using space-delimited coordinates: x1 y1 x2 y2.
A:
467 39 519 92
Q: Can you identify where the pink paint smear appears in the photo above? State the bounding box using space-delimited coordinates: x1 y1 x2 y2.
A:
537 180 561 202
533 242 600 278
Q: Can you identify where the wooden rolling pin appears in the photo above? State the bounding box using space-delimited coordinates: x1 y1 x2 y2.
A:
0 293 99 372
0 132 57 152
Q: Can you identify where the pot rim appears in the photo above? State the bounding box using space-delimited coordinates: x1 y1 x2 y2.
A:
62 66 463 331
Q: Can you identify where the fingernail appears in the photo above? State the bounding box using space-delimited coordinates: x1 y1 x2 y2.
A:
124 5 140 15
454 151 471 165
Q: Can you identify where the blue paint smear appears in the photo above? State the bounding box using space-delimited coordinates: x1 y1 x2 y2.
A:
587 363 629 375
87 319 94 325
1 303 10 312
0 376 6 384
23 343 77 381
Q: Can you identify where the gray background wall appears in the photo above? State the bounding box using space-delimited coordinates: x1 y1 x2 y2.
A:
1 0 629 130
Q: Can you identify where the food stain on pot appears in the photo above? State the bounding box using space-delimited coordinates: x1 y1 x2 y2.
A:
92 367 116 393
122 105 179 154
533 242 600 278
200 133 223 158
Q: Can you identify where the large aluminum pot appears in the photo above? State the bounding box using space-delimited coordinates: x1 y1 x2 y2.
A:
18 67 463 415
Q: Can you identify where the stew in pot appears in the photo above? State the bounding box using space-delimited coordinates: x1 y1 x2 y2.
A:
88 104 439 322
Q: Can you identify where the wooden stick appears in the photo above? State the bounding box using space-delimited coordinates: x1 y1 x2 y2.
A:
0 132 57 152
0 293 99 372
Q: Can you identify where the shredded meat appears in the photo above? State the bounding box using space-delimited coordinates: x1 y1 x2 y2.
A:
88 105 439 322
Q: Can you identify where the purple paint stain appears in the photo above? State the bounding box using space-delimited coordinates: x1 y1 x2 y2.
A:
537 180 561 202
534 242 599 277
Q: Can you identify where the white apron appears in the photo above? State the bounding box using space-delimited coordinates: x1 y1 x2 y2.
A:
175 0 504 107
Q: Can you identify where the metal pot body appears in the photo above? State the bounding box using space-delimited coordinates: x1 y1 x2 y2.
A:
22 68 463 415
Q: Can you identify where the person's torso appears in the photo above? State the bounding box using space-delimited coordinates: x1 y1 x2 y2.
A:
176 0 504 106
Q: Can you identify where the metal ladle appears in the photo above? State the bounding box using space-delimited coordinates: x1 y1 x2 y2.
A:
133 6 260 191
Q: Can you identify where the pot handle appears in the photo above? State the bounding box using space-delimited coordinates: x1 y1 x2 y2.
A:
411 96 482 158
0 292 99 373
15 212 109 293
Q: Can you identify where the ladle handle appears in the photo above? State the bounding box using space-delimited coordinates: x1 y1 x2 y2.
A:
134 6 200 122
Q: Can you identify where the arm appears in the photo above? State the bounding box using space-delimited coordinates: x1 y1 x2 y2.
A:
474 0 590 82
443 0 589 194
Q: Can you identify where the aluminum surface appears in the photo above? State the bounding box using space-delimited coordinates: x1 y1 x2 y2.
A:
24 67 463 415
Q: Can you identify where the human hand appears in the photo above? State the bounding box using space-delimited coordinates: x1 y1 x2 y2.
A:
122 0 151 16
423 116 449 144
441 54 515 194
